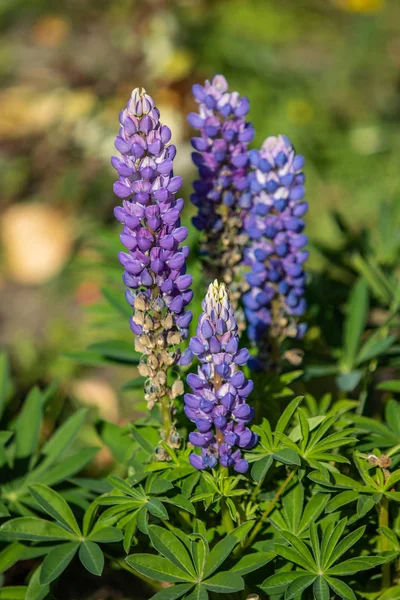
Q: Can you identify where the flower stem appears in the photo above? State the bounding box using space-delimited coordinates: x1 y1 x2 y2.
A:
379 496 391 589
243 468 297 549
160 394 172 443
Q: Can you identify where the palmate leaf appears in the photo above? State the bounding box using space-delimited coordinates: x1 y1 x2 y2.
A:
286 574 317 599
184 586 208 600
126 553 193 583
261 571 309 594
0 517 78 542
325 576 356 600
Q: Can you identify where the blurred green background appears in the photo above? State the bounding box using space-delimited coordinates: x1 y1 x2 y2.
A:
0 0 399 436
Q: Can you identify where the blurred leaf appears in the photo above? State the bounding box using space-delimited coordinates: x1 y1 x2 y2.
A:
342 278 368 371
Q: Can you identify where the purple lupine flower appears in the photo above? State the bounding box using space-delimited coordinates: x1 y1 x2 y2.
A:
184 281 257 473
112 87 193 449
188 75 255 314
243 135 308 345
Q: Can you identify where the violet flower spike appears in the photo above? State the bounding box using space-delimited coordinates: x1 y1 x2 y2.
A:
243 134 308 351
185 280 257 473
112 87 193 452
188 75 255 316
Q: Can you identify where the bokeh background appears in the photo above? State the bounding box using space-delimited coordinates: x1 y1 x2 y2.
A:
0 0 399 456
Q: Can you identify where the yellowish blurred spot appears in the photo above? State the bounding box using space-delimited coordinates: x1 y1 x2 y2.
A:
287 100 313 125
0 204 73 285
163 49 194 82
334 0 384 13
72 377 119 423
32 16 70 48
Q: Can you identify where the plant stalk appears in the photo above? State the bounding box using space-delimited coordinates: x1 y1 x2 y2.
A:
243 468 297 550
379 496 391 589
160 394 172 443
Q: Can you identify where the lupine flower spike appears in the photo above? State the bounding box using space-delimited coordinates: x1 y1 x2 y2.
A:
184 280 257 473
243 135 308 365
112 88 193 453
188 75 255 316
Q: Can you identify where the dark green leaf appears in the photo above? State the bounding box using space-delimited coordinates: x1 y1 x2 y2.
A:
41 408 88 464
286 575 316 599
14 388 42 459
272 448 301 466
251 455 273 483
126 554 192 583
148 526 195 578
342 278 368 370
28 484 81 536
260 571 309 594
26 566 50 600
40 542 79 584
203 571 244 593
313 576 330 600
88 527 123 543
326 576 356 600
231 551 274 575
1 517 77 541
151 584 195 600
79 541 104 576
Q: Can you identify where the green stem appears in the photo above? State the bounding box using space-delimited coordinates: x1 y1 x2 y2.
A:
243 468 297 550
221 500 235 533
379 496 391 589
160 394 172 443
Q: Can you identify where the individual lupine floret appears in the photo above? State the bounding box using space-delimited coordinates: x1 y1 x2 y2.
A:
243 135 308 347
112 87 193 450
184 281 257 473
188 75 255 312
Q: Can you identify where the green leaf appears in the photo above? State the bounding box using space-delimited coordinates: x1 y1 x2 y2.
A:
276 397 302 434
313 576 330 600
231 551 274 575
121 377 146 391
149 526 196 578
377 526 400 550
299 494 330 533
321 518 347 568
357 335 396 365
101 287 132 318
79 541 104 576
261 571 308 594
163 495 196 516
326 576 356 600
326 490 359 513
251 455 273 483
39 447 99 486
0 588 27 599
88 340 139 364
148 479 174 495
328 527 365 567
336 371 362 392
126 554 192 583
342 278 368 370
40 542 79 584
328 556 389 575
131 425 155 455
0 517 77 541
151 584 195 600
0 353 12 420
88 526 123 543
279 530 316 569
274 543 316 572
272 448 301 466
378 380 400 393
203 571 244 593
146 497 169 520
14 387 42 459
203 524 252 579
282 482 304 533
184 585 208 600
28 484 81 536
191 535 208 578
285 575 316 599
41 408 88 464
26 566 50 600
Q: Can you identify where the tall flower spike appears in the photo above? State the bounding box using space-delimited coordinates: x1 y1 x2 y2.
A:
243 135 308 357
188 75 255 315
184 281 257 473
112 87 193 452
